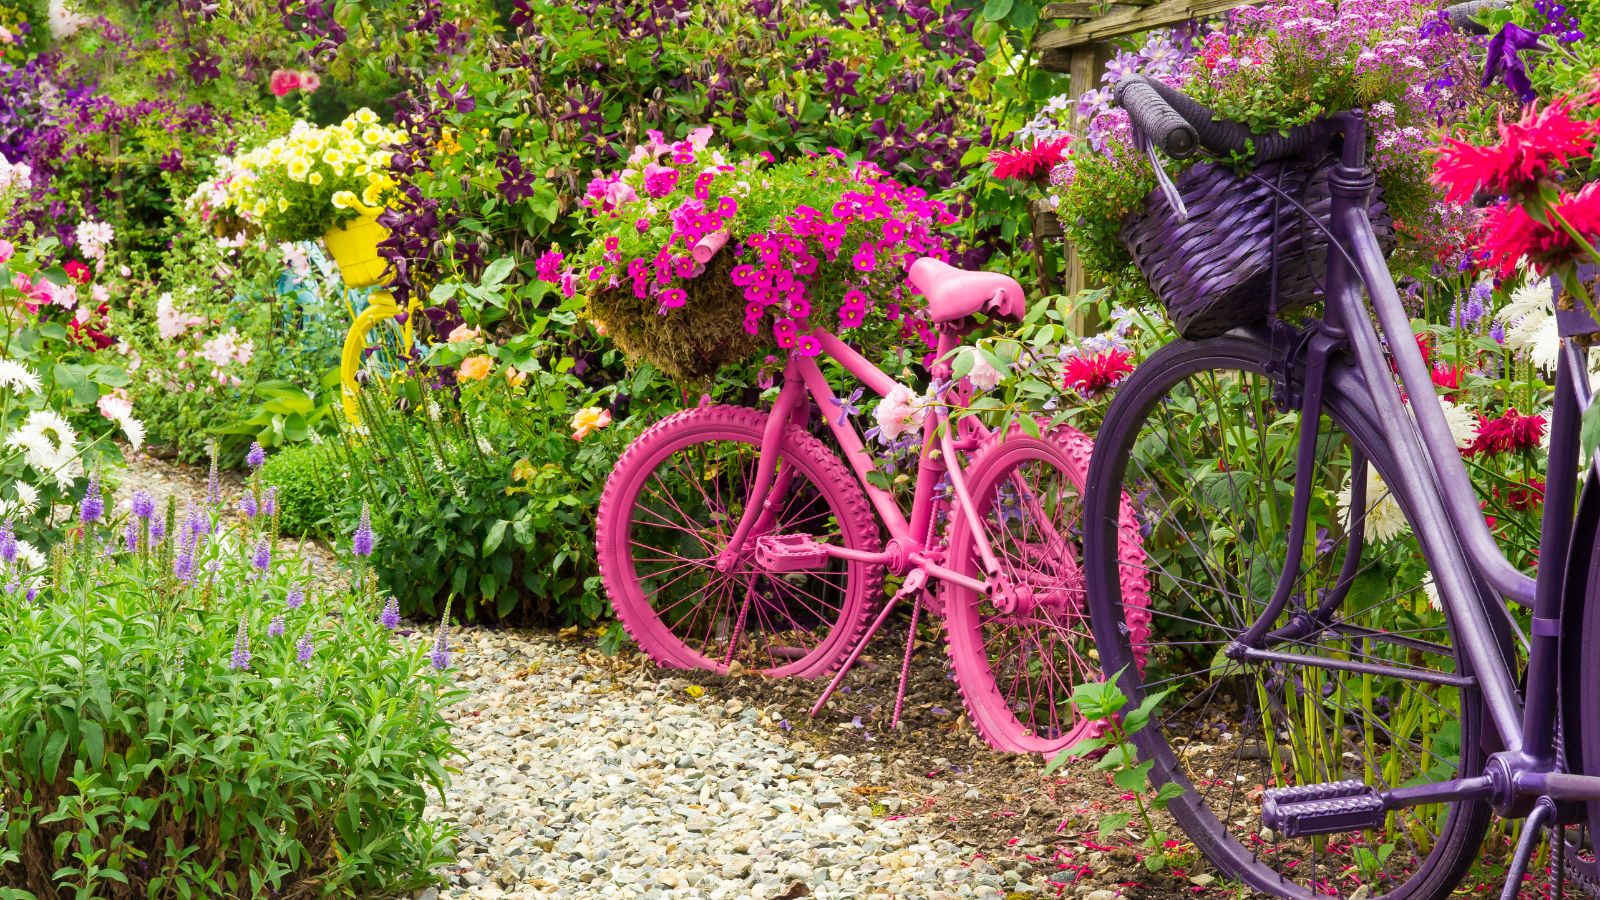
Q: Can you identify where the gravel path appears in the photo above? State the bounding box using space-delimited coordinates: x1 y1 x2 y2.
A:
113 453 1036 900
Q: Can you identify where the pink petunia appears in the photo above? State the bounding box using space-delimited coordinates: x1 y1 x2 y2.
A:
268 69 302 97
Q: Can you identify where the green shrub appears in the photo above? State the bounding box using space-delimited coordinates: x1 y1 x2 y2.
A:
328 331 645 626
0 498 459 898
258 441 345 537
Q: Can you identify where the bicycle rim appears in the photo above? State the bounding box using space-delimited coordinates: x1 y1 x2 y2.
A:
1083 336 1489 899
597 406 880 678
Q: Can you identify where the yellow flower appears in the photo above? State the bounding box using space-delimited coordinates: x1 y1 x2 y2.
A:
277 197 289 212
504 366 527 388
362 126 387 145
322 149 344 166
308 172 323 186
361 184 385 207
355 108 378 126
458 355 493 381
331 190 359 209
511 458 536 481
286 158 310 181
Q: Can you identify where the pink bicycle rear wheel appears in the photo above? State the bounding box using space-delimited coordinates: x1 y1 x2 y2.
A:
597 405 883 678
942 424 1150 755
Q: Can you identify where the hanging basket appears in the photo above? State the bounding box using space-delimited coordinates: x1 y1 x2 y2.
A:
1120 155 1396 340
586 254 765 382
323 207 391 289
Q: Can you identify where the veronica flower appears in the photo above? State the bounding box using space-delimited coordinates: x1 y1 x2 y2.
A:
239 493 259 519
429 601 452 670
80 472 103 524
124 521 138 552
296 632 314 664
252 539 271 572
267 615 285 637
0 520 16 564
131 490 155 520
353 504 374 557
379 597 400 630
246 442 265 469
264 486 278 519
206 453 221 506
228 619 252 670
149 517 166 545
287 585 306 609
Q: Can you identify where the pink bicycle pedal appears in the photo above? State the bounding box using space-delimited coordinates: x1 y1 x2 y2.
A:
752 534 830 572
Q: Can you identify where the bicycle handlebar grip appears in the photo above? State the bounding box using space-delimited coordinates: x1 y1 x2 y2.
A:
1443 0 1507 35
1114 75 1197 159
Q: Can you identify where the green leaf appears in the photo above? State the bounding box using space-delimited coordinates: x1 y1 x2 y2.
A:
1111 759 1154 792
484 519 510 555
1582 401 1600 462
1122 689 1171 734
1096 811 1134 840
481 257 515 288
982 0 1014 20
79 721 104 767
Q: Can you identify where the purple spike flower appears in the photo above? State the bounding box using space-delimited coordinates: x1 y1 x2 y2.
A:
80 473 103 524
380 597 400 630
206 453 222 506
239 493 259 519
149 517 166 544
287 585 306 609
353 504 374 557
264 486 278 518
0 521 17 564
296 632 314 664
267 615 285 637
131 490 155 520
229 619 252 670
430 628 451 670
252 538 271 572
124 521 138 552
246 442 266 469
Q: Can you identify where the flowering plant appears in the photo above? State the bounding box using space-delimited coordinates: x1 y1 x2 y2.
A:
549 131 957 380
1046 1 1498 303
0 462 459 896
203 109 407 243
0 234 137 542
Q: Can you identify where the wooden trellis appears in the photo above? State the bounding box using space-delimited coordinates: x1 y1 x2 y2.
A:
1031 0 1251 295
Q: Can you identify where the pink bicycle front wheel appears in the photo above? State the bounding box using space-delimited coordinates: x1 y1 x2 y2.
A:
942 424 1150 755
596 405 883 678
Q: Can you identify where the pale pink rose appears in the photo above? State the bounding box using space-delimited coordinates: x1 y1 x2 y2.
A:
298 70 321 91
966 350 1003 392
874 385 927 440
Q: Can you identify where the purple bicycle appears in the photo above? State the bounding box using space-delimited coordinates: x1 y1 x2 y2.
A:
1080 52 1600 900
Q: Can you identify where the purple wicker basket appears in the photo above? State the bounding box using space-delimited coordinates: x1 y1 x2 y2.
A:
1120 155 1396 339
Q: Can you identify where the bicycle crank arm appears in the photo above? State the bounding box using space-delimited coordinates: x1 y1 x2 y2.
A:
1260 776 1494 838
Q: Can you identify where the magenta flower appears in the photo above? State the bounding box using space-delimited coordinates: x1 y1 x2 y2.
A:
659 288 688 308
795 334 822 356
534 249 565 282
643 162 680 198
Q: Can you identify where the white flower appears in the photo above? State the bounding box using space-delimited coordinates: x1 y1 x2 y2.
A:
0 361 41 395
73 219 114 262
1420 573 1442 612
1337 464 1410 544
47 0 88 39
0 481 39 519
98 395 144 451
6 409 77 479
1437 399 1478 450
1499 278 1560 372
874 385 928 441
14 539 45 572
965 348 1003 392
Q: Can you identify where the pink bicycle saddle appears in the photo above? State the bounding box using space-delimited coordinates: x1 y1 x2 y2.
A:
908 257 1027 325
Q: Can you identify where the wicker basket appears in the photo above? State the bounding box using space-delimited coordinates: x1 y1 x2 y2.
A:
586 254 765 381
1120 155 1396 339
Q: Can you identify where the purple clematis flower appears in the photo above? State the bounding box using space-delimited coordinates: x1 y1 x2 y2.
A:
1482 22 1543 103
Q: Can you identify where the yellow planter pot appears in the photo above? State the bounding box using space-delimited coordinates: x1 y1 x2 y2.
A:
324 209 390 289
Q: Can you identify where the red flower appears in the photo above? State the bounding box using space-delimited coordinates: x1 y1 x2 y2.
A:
1479 182 1600 277
1430 363 1467 393
1433 98 1597 203
1063 349 1134 396
1504 477 1546 511
63 260 91 284
988 136 1073 181
1466 408 1546 456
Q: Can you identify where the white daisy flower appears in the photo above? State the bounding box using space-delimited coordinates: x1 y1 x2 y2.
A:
1338 464 1410 544
14 539 45 572
1499 279 1560 373
1437 399 1478 450
6 409 77 478
0 481 39 520
0 361 41 395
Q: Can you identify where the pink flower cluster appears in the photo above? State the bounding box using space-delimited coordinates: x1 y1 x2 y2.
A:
269 69 322 97
730 161 955 355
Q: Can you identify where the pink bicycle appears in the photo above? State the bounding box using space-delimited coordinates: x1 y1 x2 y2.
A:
596 257 1151 754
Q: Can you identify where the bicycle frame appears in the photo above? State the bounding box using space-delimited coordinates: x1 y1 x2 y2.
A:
1260 109 1600 854
722 325 997 596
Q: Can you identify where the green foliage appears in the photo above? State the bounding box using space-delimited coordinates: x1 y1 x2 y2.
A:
257 441 343 536
0 502 459 898
1045 672 1186 873
330 336 641 626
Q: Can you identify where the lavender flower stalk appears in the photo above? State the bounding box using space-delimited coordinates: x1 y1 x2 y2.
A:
80 472 103 524
353 503 374 557
429 600 452 670
229 619 251 670
246 442 266 468
264 486 278 519
296 632 314 664
267 615 285 637
379 596 400 630
252 539 271 572
287 585 306 609
131 490 155 520
239 493 259 519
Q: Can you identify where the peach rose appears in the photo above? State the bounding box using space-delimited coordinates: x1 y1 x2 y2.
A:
457 355 493 381
571 407 612 440
447 323 481 344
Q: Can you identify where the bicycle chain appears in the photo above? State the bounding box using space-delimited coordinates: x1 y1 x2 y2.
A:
1564 838 1600 898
